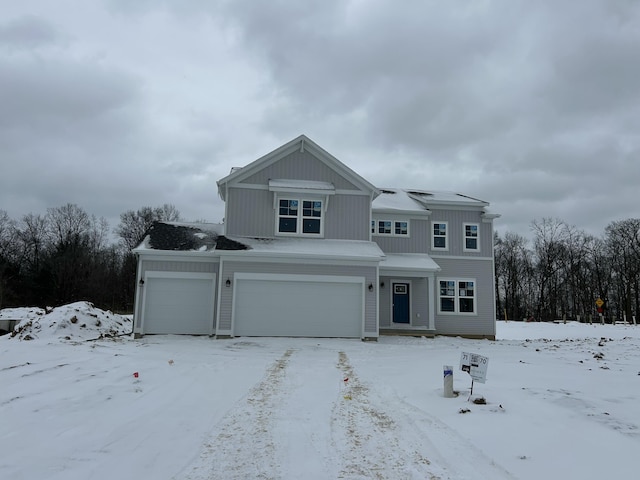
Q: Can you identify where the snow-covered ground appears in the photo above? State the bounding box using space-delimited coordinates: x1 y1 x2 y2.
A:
1 305 639 479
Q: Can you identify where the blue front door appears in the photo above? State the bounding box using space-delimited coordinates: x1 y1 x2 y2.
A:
392 283 410 324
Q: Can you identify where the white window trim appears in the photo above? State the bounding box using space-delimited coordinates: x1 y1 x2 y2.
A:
463 222 480 252
275 195 325 237
372 219 410 237
437 277 477 315
431 221 448 251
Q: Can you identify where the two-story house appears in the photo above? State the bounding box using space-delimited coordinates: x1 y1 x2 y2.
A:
132 135 498 340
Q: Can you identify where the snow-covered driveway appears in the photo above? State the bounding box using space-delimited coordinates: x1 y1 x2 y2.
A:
3 321 640 479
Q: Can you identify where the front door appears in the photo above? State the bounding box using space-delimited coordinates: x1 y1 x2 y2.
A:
392 283 410 324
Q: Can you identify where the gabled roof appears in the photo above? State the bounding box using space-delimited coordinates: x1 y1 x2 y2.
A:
133 222 248 253
373 188 490 215
217 135 380 200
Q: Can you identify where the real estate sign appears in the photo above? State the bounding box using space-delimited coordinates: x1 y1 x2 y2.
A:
460 351 489 383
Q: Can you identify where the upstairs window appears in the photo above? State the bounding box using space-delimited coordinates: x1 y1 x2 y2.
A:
438 279 476 314
278 198 323 236
464 223 479 251
432 221 448 250
395 221 408 235
372 219 409 236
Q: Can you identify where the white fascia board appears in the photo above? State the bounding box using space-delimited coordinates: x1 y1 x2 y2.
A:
372 208 432 217
136 251 221 261
217 250 382 266
481 212 501 222
428 254 495 262
268 179 336 196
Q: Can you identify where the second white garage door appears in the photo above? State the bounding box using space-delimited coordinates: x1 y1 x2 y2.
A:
232 274 364 338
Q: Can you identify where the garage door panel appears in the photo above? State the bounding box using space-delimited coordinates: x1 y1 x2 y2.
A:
234 278 363 338
144 277 214 335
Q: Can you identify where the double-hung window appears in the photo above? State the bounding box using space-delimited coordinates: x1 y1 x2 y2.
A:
278 198 323 235
432 221 448 250
438 278 476 314
464 223 479 251
372 219 409 236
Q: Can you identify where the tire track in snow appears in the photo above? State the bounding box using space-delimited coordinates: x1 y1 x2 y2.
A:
180 349 295 480
331 351 442 480
388 395 517 480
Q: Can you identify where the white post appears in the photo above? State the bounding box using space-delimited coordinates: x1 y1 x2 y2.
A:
443 365 454 398
633 316 637 326
623 314 627 325
600 313 604 325
577 314 581 323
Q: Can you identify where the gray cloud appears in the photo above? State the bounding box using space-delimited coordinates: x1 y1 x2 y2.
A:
0 14 62 48
0 0 638 242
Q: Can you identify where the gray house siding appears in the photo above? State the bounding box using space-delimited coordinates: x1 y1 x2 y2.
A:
432 257 495 338
225 185 372 241
427 209 491 257
239 150 361 191
372 218 430 253
324 194 372 240
225 187 274 237
217 260 378 335
134 257 219 330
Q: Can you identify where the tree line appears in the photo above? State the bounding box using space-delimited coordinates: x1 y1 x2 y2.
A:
0 203 181 312
495 217 640 323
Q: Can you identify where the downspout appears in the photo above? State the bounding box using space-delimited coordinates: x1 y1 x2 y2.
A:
131 251 143 338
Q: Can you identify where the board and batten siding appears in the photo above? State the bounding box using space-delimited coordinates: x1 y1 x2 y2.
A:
217 261 378 336
135 257 219 329
238 149 361 191
428 208 493 257
431 257 496 338
225 187 274 237
324 194 371 240
225 184 372 241
373 217 430 253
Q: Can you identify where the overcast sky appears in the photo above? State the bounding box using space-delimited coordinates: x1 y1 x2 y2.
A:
1 0 639 242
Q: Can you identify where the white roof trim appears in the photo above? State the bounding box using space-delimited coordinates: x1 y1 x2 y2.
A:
268 179 336 195
379 254 441 275
217 135 380 200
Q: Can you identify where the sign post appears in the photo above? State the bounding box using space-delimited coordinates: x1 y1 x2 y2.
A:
460 352 489 398
596 298 604 324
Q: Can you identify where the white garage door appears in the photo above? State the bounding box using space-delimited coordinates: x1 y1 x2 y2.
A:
143 273 215 334
233 275 363 338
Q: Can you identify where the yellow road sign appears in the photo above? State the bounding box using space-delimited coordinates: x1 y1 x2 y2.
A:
595 298 604 308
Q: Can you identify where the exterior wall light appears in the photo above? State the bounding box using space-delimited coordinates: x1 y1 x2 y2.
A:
226 278 231 287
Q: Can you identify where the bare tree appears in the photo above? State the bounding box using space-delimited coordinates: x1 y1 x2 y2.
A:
0 210 19 307
115 204 181 251
495 231 534 320
605 219 640 322
531 218 570 321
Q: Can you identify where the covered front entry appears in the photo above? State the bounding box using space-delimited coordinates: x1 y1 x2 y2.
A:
392 282 410 324
142 272 216 335
232 273 364 338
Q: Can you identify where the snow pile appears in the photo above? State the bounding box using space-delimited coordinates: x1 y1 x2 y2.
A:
2 301 132 341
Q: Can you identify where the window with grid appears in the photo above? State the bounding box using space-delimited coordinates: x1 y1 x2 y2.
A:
464 223 479 251
278 198 323 235
372 219 409 236
432 222 448 249
438 279 476 314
